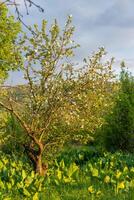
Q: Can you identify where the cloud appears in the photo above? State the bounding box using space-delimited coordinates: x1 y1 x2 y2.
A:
94 0 134 28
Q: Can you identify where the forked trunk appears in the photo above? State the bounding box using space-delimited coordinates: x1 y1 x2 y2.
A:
25 138 48 176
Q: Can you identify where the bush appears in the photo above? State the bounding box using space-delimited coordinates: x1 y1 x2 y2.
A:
0 114 27 155
57 144 101 166
101 66 134 152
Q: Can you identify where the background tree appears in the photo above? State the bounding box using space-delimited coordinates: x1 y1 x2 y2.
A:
0 4 22 148
101 64 134 152
0 3 22 80
65 48 116 144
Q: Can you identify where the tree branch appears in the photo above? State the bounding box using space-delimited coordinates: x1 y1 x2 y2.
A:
0 0 44 34
0 100 44 152
0 101 30 132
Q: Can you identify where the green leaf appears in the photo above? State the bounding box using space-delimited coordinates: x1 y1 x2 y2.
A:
31 171 35 178
68 163 79 178
57 169 62 180
23 188 31 197
22 170 27 180
60 160 65 169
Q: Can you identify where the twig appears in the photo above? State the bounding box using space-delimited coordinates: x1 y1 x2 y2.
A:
0 0 44 34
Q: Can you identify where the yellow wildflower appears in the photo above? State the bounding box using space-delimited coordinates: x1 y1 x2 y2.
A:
123 166 128 172
116 170 121 179
117 181 125 189
96 190 102 196
92 168 99 177
104 175 110 183
88 186 94 193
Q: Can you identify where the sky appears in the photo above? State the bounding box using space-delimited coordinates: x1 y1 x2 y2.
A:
7 0 134 85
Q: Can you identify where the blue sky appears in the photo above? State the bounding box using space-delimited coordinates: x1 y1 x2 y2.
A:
7 0 134 84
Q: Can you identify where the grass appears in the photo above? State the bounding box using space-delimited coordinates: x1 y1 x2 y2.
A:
0 146 134 199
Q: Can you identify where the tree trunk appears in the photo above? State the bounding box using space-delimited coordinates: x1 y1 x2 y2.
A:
24 139 48 176
35 154 48 176
36 154 43 175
